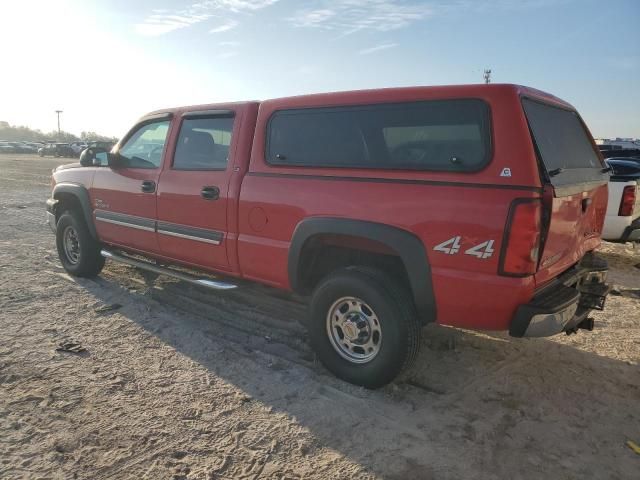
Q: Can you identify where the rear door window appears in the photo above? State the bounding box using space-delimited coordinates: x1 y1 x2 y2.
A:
267 99 491 172
522 98 602 173
173 116 234 170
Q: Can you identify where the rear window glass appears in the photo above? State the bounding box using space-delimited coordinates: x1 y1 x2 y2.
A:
522 99 601 171
267 99 491 171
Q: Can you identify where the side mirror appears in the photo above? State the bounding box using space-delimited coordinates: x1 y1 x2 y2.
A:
79 147 96 166
94 152 108 166
80 147 115 167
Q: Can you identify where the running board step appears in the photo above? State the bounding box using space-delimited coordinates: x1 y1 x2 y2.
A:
100 249 237 290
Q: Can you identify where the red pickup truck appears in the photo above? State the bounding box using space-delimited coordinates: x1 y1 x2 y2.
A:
46 84 611 388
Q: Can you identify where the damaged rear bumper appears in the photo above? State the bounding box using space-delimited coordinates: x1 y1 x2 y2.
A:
510 253 610 338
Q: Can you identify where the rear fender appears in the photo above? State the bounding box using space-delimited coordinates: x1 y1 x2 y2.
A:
289 217 436 323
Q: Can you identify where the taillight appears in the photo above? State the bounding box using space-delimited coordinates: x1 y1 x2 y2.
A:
499 198 542 277
619 185 636 217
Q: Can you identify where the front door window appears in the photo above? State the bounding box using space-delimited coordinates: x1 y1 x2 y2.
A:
118 121 170 169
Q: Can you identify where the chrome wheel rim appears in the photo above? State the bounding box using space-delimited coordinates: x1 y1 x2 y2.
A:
326 296 382 364
62 225 80 264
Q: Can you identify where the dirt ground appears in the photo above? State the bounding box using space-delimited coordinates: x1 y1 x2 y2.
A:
1 154 638 480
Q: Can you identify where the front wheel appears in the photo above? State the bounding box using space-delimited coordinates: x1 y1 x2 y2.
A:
56 211 105 277
309 267 421 388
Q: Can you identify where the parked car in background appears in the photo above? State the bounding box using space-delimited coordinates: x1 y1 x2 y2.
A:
38 143 75 158
70 141 88 157
598 148 640 161
17 141 39 153
0 141 16 154
0 141 36 153
602 158 640 242
87 140 115 151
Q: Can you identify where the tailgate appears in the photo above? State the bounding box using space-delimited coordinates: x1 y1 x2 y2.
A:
521 98 609 286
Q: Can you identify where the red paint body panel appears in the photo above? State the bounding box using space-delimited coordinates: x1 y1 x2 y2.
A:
535 184 607 286
91 167 161 254
51 84 608 334
236 174 539 329
155 104 248 271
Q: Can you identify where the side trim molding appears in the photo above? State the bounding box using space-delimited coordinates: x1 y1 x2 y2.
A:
95 210 156 232
94 210 224 245
157 221 223 245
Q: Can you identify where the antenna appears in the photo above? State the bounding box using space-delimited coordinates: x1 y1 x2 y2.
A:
483 69 492 84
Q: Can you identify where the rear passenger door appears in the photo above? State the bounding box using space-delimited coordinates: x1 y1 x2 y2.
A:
156 110 236 271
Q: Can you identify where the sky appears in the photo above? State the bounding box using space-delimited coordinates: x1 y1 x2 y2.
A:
0 0 638 139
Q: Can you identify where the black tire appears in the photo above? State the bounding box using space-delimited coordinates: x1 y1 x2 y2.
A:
56 211 105 277
309 267 421 389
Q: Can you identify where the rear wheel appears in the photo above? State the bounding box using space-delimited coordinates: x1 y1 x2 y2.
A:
56 211 104 277
309 267 421 388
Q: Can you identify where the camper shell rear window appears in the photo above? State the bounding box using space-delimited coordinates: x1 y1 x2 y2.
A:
522 98 602 174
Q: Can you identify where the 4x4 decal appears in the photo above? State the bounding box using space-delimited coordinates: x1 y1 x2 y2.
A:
433 236 495 259
433 236 461 255
464 240 495 259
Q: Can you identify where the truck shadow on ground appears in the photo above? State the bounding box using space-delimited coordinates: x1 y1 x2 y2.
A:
78 266 640 479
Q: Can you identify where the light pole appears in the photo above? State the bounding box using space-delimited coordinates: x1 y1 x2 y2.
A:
55 110 63 138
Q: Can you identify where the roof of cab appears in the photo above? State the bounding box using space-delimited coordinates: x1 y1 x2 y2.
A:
141 84 574 119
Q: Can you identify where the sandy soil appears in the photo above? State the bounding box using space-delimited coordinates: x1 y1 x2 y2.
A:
1 154 638 479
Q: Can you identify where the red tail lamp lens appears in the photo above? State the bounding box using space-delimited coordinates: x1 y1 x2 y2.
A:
499 199 542 276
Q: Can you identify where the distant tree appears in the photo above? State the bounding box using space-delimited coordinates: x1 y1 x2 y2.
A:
47 130 80 142
81 131 118 142
0 122 115 143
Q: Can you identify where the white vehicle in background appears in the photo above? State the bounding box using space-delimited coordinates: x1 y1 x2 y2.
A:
602 158 640 242
70 141 88 157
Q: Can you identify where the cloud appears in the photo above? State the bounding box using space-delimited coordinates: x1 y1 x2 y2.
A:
289 1 430 34
135 0 563 37
358 42 398 55
135 0 280 36
218 40 241 46
209 19 239 33
293 8 336 27
288 0 570 35
135 13 214 36
199 0 280 11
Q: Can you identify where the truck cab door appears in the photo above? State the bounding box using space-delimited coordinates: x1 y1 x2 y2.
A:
156 110 237 271
91 118 171 254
